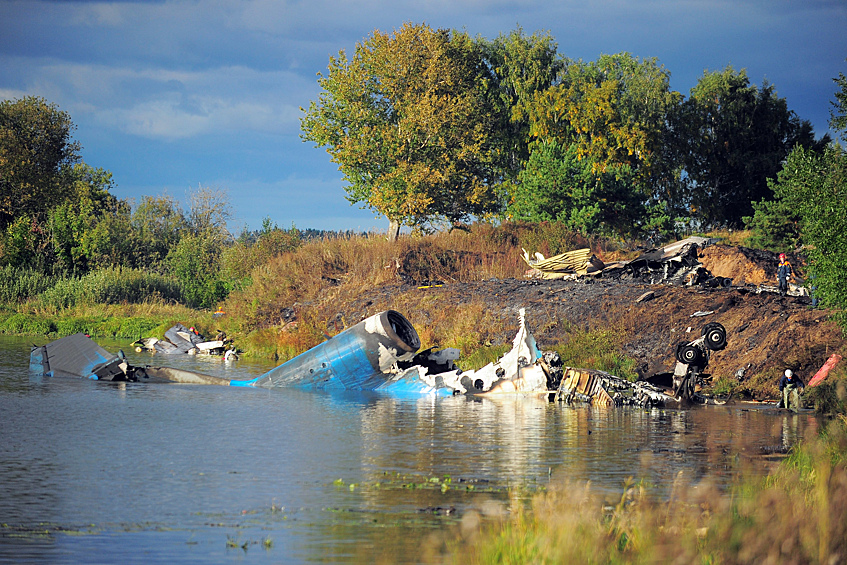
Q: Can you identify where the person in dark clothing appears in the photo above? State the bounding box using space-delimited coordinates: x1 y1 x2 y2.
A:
778 369 805 412
777 253 794 296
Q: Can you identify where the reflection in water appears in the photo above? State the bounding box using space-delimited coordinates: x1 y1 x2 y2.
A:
0 335 822 564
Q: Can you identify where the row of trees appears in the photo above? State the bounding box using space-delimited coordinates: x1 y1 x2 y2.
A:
301 24 827 237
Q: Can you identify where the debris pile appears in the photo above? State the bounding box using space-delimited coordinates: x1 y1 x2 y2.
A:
524 237 730 288
556 367 670 408
523 237 814 299
132 323 235 357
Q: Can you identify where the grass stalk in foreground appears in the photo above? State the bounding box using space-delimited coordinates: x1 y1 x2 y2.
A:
435 417 847 564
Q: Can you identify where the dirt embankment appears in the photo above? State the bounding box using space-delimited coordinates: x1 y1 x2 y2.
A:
336 243 844 400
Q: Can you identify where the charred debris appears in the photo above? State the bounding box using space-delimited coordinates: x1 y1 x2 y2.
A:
132 323 238 360
30 307 727 408
523 236 809 297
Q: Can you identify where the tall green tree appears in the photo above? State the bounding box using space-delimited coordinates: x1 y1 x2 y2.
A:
482 28 565 180
675 67 823 228
508 140 644 236
165 186 233 309
48 164 122 274
0 96 81 231
130 195 186 269
508 53 680 237
760 145 846 310
301 23 502 237
520 54 678 178
746 74 847 322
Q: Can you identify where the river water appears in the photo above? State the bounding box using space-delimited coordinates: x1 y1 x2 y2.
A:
0 335 820 564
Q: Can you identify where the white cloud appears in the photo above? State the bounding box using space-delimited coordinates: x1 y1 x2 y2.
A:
0 87 28 101
99 95 301 140
6 58 313 140
71 2 126 26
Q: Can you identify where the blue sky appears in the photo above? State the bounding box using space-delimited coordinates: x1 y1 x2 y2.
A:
1 0 845 233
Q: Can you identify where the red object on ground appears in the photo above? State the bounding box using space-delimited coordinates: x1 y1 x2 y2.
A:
808 354 843 387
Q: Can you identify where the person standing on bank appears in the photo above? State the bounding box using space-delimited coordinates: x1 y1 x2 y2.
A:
777 253 794 296
779 369 805 413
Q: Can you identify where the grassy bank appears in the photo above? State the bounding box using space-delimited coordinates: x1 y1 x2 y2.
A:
0 302 213 341
426 416 847 564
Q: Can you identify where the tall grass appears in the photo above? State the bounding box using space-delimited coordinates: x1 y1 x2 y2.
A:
34 266 182 311
222 223 613 334
436 418 847 564
0 302 204 339
0 265 57 303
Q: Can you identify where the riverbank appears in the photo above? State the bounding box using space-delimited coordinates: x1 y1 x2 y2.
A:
3 227 846 402
0 302 212 341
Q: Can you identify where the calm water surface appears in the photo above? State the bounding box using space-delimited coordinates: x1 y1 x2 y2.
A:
0 335 819 564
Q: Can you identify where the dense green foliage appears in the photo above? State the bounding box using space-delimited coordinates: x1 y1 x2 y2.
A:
303 28 825 237
0 265 56 303
744 69 847 330
0 309 165 340
832 61 847 142
35 267 182 310
0 97 302 310
508 140 643 235
301 23 503 232
675 68 823 228
0 97 81 231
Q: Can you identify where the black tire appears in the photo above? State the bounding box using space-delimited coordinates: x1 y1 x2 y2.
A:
702 322 727 351
676 342 702 365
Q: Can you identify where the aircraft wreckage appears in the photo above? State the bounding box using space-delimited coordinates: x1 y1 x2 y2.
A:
30 309 727 406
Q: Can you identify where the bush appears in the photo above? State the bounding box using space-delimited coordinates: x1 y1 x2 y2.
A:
36 267 182 309
745 145 847 331
166 233 229 309
0 313 55 335
0 265 57 303
553 324 638 380
53 317 95 336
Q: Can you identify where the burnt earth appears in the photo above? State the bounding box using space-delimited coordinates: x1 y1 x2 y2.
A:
328 244 844 400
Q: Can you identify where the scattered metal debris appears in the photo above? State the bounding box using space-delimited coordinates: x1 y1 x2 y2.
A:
520 236 821 309
29 310 724 408
756 283 810 297
523 237 737 290
132 323 231 356
522 248 604 279
556 367 672 407
635 291 656 303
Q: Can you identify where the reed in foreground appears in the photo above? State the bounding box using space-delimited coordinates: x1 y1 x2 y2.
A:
432 417 847 564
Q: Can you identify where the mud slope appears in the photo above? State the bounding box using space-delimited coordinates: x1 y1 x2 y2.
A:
338 244 844 399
